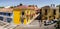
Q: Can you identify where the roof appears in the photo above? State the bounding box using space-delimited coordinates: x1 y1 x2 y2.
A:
14 5 38 10
0 8 13 13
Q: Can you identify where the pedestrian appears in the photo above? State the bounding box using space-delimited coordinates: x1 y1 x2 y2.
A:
35 9 42 27
21 11 24 24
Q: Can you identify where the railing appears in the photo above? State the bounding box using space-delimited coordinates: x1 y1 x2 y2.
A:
27 14 40 24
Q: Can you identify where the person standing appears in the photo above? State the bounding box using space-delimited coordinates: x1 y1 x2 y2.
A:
21 11 24 24
35 9 42 27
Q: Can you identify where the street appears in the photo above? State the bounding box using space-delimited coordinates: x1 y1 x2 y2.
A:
15 20 56 29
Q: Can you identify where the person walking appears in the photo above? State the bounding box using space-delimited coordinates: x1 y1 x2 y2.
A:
21 11 24 24
35 10 42 27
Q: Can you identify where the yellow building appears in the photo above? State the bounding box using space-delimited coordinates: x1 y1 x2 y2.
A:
13 8 21 25
13 5 37 25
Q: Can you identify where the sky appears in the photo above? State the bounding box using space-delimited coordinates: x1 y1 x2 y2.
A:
0 0 60 8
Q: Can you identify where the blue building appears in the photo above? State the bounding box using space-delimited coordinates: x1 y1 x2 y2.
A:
0 8 13 23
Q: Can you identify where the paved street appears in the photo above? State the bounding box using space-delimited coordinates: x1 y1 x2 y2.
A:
15 20 57 29
0 20 57 29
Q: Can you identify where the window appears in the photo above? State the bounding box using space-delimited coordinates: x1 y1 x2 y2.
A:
22 11 24 15
49 16 51 18
6 13 9 16
2 12 4 15
3 13 6 15
53 10 56 15
0 16 3 21
6 18 12 23
0 12 2 15
0 12 12 16
45 9 47 15
6 13 12 16
8 13 11 16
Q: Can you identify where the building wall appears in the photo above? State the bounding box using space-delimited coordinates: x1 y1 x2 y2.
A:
0 8 13 23
41 6 59 20
55 7 59 19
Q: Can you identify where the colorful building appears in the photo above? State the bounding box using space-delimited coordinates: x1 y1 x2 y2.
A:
13 4 38 25
41 6 59 20
0 4 60 25
0 8 13 23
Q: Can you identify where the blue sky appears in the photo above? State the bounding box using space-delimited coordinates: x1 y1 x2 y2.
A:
0 0 60 8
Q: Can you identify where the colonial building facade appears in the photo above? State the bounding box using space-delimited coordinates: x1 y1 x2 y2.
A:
41 6 59 20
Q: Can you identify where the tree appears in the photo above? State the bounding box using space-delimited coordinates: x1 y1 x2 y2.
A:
19 3 23 6
10 6 14 8
0 7 4 8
